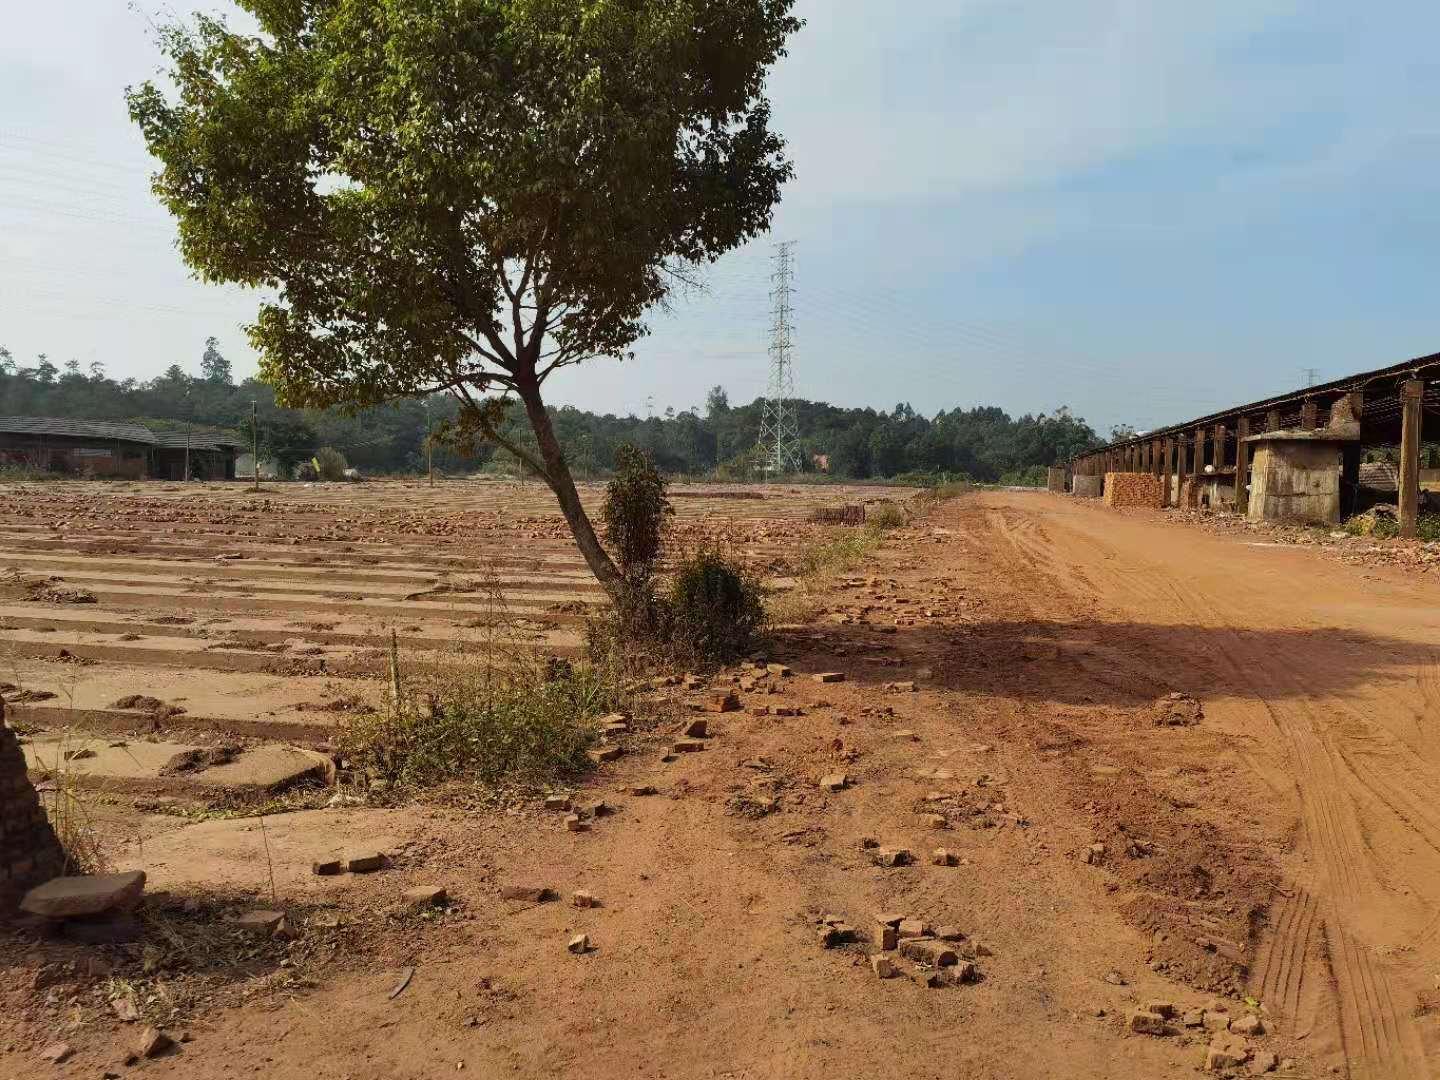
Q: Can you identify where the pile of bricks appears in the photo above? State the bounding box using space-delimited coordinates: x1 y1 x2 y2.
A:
1103 472 1164 509
0 702 64 911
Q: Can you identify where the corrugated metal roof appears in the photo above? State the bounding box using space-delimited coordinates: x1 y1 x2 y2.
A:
0 417 156 444
150 430 243 451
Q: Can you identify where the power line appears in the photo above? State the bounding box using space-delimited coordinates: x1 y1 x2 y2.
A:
755 240 802 475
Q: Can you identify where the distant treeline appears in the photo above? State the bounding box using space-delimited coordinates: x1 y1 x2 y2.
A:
0 343 1103 483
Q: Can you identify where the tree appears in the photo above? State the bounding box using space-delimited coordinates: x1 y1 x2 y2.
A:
706 386 730 418
34 355 57 385
1109 423 1137 444
128 0 800 603
200 337 233 386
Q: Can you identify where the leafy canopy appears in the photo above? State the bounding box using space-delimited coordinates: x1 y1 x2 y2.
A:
127 0 800 417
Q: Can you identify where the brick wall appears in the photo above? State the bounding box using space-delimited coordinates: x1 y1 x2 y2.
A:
1103 472 1164 509
0 701 64 912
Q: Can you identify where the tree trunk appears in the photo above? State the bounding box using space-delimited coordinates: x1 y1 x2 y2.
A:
514 371 628 604
1 700 66 911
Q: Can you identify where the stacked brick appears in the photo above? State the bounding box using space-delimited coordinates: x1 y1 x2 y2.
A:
0 701 64 912
1103 472 1164 509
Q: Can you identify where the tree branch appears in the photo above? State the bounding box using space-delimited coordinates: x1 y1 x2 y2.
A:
452 382 551 481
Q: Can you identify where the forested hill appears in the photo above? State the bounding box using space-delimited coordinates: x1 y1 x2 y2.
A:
0 344 1103 483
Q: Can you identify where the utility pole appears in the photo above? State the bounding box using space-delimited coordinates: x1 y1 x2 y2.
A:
183 386 192 481
756 240 801 476
251 400 260 491
1301 367 1320 388
425 398 434 487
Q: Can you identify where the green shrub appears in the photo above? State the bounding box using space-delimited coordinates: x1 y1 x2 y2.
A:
665 548 766 666
314 446 349 481
338 659 617 792
867 501 905 529
601 445 670 586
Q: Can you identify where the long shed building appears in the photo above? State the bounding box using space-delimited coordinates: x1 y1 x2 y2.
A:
0 417 241 480
1068 350 1440 535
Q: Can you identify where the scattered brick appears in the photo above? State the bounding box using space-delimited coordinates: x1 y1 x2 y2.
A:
345 850 384 873
500 885 555 903
312 858 343 876
871 954 897 979
813 672 845 683
402 886 447 909
567 933 591 955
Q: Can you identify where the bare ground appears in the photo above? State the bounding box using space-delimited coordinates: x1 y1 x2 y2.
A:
4 485 1440 1079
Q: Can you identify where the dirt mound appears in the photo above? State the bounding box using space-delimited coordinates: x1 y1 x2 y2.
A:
159 745 240 776
111 695 187 718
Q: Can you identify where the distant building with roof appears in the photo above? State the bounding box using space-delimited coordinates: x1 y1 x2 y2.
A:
0 417 242 480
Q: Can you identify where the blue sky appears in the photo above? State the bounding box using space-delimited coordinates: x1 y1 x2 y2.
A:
4 1 1439 435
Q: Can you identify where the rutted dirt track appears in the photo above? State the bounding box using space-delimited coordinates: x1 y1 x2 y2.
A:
974 491 1440 1079
4 485 1440 1079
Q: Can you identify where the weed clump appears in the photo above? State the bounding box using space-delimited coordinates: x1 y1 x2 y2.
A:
590 444 767 669
339 659 614 793
314 446 349 481
665 548 766 666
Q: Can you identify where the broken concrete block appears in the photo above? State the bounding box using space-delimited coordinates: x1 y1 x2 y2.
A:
925 960 978 987
819 923 858 948
572 891 598 909
229 909 286 936
879 925 898 950
402 886 447 909
589 745 623 763
135 1027 173 1059
672 740 705 753
857 836 879 850
1202 1011 1229 1033
766 664 792 677
20 870 146 919
1205 1035 1250 1071
706 691 740 713
1181 1008 1205 1028
812 672 845 683
1127 1009 1174 1036
500 885 555 903
567 933 591 954
563 814 586 832
897 918 930 940
1229 1013 1264 1037
931 848 958 867
345 850 385 873
898 938 957 967
683 718 709 738
1249 1050 1278 1074
922 813 948 830
40 1042 74 1064
312 858 343 876
935 926 966 942
544 794 572 811
872 848 913 868
871 954 897 979
629 784 658 796
1144 1001 1177 1019
818 773 848 792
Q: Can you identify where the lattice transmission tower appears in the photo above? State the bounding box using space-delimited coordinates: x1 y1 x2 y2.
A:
756 241 802 476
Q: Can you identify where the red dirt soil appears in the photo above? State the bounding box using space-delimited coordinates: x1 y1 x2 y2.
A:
5 488 1440 1079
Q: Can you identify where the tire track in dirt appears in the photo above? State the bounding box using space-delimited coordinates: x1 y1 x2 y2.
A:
969 493 1438 1079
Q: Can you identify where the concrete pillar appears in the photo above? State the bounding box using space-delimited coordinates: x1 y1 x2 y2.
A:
1234 416 1252 515
1301 400 1318 431
1193 428 1206 476
1399 379 1424 538
1160 437 1171 505
1154 438 1164 478
1213 424 1228 475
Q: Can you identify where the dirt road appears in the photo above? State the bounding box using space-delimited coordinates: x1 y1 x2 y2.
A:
7 487 1439 1079
965 491 1440 1079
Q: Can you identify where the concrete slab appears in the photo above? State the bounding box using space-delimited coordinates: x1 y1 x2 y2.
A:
20 870 146 918
22 734 331 801
110 809 417 895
